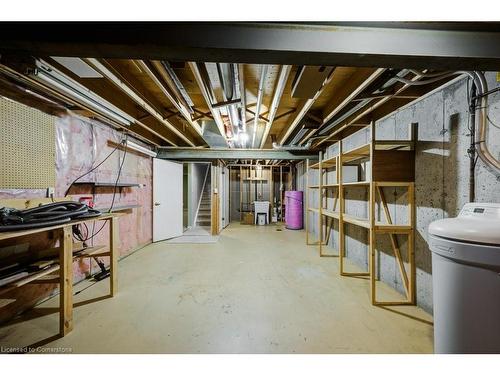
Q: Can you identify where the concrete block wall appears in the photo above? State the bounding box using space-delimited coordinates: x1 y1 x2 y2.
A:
297 73 500 313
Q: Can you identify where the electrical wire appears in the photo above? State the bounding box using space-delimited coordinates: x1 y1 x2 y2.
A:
108 133 128 213
78 133 129 243
409 69 452 78
64 133 126 197
393 72 460 86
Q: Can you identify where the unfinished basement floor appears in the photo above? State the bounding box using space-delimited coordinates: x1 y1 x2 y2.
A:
0 224 433 353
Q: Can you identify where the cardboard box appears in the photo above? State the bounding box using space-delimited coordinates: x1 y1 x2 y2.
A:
241 212 254 225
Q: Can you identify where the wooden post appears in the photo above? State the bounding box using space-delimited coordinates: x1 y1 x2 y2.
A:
110 216 118 297
239 166 243 222
369 121 376 304
339 142 345 274
59 226 73 336
318 151 323 255
408 182 416 304
305 159 310 245
280 165 283 222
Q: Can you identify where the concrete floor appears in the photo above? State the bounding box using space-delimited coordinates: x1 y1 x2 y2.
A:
0 223 433 353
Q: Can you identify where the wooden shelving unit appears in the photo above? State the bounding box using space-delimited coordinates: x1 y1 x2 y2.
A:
0 213 122 336
306 122 418 306
305 152 341 257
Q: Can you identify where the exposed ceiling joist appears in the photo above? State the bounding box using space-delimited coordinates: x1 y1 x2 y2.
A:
0 61 173 146
300 68 386 145
84 58 196 146
316 72 463 146
188 62 229 146
137 60 203 137
278 70 335 145
2 23 500 70
260 65 291 149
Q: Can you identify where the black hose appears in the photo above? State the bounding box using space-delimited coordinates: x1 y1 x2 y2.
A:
0 201 102 232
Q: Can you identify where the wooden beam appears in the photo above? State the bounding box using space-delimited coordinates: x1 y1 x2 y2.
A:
301 68 385 145
85 58 197 146
138 60 204 137
278 70 336 145
188 62 228 145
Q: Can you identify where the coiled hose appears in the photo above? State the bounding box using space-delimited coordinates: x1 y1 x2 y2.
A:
0 201 101 232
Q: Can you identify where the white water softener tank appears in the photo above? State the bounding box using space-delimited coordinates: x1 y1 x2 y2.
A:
428 203 500 353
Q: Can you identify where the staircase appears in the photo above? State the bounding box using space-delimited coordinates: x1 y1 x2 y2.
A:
196 181 211 227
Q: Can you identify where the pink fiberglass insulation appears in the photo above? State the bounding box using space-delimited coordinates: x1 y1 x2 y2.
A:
284 191 304 230
0 115 152 324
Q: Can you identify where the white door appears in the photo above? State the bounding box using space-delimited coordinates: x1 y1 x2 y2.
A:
153 159 183 241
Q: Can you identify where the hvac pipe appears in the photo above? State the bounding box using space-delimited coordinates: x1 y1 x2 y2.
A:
252 65 268 148
260 65 291 149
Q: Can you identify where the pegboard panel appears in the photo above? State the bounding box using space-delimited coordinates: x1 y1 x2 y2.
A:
0 97 56 188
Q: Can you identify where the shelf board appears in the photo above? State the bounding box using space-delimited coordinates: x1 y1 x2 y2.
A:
374 223 412 233
0 264 60 294
73 182 141 188
313 155 338 169
94 204 141 213
375 140 414 151
341 143 370 163
308 184 338 189
0 245 111 294
322 209 340 219
342 181 370 187
74 245 109 258
342 214 371 229
342 214 412 232
0 213 116 241
308 208 340 219
374 181 413 187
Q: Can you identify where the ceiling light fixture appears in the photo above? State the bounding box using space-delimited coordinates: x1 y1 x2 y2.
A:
32 60 135 127
126 140 157 158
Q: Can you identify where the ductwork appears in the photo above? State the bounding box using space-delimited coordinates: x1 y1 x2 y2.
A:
160 61 195 113
272 141 312 150
252 65 268 148
214 62 244 147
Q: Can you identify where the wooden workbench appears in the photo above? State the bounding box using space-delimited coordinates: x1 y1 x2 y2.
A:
0 212 123 337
